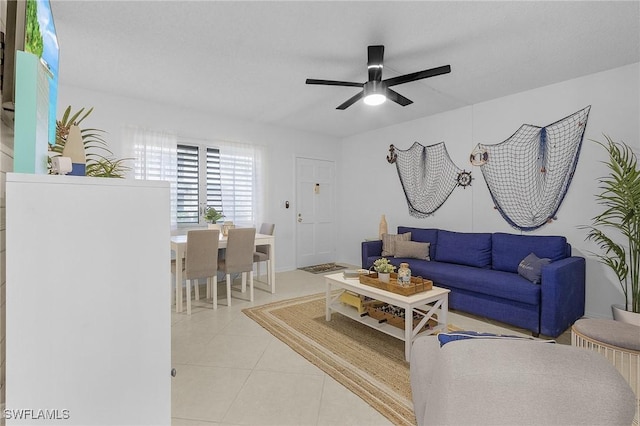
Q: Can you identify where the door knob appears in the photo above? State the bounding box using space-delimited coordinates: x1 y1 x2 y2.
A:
297 213 302 223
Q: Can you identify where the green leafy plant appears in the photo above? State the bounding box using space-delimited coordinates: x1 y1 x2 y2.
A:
50 106 131 178
584 135 640 313
373 258 396 274
204 207 225 223
85 158 132 178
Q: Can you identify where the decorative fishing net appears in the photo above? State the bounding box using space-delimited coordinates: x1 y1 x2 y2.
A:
471 106 591 230
391 142 467 217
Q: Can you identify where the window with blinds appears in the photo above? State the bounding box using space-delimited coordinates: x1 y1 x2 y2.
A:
176 143 254 226
176 144 200 224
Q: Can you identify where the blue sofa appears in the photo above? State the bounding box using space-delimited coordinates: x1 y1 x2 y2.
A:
361 226 586 337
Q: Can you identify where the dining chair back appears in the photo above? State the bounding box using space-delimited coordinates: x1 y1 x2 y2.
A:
185 229 219 280
173 229 219 314
254 223 275 285
217 227 257 307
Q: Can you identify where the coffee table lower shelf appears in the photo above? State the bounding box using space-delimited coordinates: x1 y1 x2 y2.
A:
324 272 450 362
328 302 437 339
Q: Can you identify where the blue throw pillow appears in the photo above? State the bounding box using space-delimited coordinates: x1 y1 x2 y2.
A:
517 252 551 284
437 331 545 347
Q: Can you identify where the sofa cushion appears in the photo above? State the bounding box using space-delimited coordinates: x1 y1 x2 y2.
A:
394 241 430 260
398 226 438 260
434 230 492 268
381 232 411 256
517 252 551 284
492 233 568 273
403 260 541 305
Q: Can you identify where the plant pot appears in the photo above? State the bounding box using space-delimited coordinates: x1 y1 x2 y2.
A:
378 272 390 283
611 304 640 327
208 223 222 231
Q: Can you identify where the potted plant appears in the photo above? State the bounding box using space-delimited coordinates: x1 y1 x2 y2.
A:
51 106 131 178
584 135 640 325
204 207 225 230
373 258 396 283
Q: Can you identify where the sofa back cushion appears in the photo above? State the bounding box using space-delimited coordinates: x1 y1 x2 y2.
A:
398 226 438 260
434 230 492 268
492 233 569 273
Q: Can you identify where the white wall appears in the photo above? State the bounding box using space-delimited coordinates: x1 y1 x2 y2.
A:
338 63 640 320
58 85 341 273
60 63 639 318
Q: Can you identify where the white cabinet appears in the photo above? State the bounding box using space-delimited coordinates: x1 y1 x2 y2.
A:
6 173 171 425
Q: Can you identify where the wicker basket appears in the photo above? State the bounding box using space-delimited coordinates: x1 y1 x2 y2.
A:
365 302 437 332
359 272 432 295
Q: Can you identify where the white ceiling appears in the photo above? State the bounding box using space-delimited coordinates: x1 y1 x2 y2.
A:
51 1 640 139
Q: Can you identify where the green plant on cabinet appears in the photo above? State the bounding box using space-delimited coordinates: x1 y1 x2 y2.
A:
50 106 131 178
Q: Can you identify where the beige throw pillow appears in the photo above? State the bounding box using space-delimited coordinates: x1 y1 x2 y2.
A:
394 241 430 260
381 232 411 257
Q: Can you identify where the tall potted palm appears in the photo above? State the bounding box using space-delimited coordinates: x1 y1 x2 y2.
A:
584 135 640 324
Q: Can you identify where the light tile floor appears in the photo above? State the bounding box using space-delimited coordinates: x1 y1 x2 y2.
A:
171 267 570 425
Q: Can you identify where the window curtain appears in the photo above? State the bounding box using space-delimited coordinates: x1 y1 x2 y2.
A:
218 140 266 228
123 125 178 229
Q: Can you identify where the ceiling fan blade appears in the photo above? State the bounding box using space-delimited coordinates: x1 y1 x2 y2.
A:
336 91 364 110
306 79 362 88
384 65 451 87
367 45 384 82
386 88 413 106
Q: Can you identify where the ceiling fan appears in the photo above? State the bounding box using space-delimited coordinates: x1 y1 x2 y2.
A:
306 45 451 110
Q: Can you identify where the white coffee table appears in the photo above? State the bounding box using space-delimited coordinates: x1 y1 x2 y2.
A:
325 272 450 362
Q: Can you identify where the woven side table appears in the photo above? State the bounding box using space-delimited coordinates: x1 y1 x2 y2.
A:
572 318 640 425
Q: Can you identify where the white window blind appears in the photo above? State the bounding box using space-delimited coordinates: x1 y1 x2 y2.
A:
176 144 200 224
220 150 254 226
206 147 223 214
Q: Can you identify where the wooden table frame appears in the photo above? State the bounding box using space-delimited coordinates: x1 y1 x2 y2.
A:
171 233 275 313
324 272 449 362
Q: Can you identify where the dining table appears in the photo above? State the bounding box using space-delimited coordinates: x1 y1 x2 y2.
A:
171 232 276 313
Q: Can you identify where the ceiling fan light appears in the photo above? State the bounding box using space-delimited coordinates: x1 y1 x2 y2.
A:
363 93 386 106
363 80 386 106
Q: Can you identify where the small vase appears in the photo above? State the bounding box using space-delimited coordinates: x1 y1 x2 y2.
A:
379 214 388 239
378 272 390 283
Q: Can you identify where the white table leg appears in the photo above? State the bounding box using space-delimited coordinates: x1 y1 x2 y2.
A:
269 240 276 293
405 305 413 362
175 246 185 313
440 295 448 330
325 281 332 321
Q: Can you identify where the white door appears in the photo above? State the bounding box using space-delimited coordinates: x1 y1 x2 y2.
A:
296 157 336 267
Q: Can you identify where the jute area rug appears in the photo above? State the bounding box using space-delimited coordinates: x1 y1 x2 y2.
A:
243 292 458 426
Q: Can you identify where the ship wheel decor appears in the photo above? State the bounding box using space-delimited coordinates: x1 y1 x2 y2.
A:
390 142 465 217
456 170 473 188
471 105 591 230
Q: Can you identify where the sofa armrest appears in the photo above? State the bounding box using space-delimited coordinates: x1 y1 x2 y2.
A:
540 256 585 337
361 240 382 269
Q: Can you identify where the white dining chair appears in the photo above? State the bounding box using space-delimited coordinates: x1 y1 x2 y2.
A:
171 229 220 314
253 223 275 285
217 227 256 307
